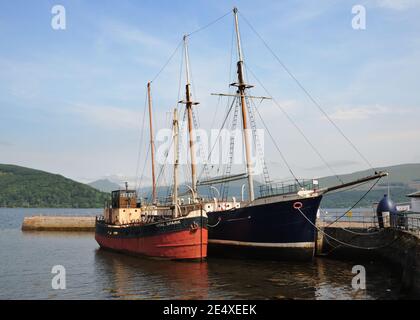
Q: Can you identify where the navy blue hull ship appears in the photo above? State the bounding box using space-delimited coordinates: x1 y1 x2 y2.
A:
207 194 323 260
202 172 386 260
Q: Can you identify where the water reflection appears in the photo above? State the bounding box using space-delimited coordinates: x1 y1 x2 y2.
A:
94 249 209 299
93 248 401 300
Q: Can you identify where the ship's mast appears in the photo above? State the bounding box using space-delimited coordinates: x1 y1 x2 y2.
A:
173 108 179 218
233 7 255 202
147 81 157 204
182 35 199 200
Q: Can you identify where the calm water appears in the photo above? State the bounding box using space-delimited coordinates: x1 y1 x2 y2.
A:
0 208 406 300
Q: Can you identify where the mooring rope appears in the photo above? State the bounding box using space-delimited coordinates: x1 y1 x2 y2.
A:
325 178 381 227
207 217 221 228
295 207 401 250
337 226 384 236
320 209 385 236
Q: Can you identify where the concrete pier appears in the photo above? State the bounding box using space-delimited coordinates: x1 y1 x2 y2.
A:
22 216 95 231
317 221 420 295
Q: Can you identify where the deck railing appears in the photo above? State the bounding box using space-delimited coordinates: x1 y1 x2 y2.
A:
320 211 420 237
259 179 316 198
395 215 420 236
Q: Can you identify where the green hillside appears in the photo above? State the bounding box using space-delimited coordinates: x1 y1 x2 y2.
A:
320 187 416 208
0 164 110 208
319 163 420 208
192 164 419 206
319 163 420 189
2 162 417 208
137 164 419 207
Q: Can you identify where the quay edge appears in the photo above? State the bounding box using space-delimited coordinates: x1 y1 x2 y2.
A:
21 215 95 231
318 226 420 295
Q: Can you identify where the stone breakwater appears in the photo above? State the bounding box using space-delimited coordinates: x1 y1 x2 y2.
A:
21 215 95 231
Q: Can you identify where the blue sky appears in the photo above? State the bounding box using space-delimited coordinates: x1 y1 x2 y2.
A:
1 0 420 185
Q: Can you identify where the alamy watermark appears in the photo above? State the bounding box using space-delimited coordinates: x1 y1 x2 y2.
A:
51 5 66 30
351 265 366 290
352 5 366 30
51 265 66 290
155 126 266 175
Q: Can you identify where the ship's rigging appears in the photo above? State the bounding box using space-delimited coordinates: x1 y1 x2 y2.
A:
135 7 386 212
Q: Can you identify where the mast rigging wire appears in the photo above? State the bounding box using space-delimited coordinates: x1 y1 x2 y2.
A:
150 10 231 84
143 10 233 192
245 97 271 184
138 146 150 199
252 100 302 186
239 11 374 171
151 40 183 83
186 10 231 37
245 63 344 184
197 97 238 181
135 92 149 191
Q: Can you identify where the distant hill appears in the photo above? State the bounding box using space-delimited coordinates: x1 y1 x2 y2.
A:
0 164 110 208
139 163 419 208
136 177 264 202
88 179 121 193
319 163 420 208
2 162 417 209
319 163 420 189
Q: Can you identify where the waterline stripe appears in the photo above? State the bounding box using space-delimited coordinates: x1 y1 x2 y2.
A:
208 239 314 248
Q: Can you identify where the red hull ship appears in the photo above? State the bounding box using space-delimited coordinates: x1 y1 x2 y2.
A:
95 189 208 260
95 227 207 260
95 94 208 260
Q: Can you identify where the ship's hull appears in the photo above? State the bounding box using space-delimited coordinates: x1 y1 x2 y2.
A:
95 216 208 260
207 195 322 260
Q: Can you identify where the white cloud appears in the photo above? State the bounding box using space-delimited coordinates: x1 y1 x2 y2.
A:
304 160 360 171
369 129 420 141
71 103 141 128
376 0 420 10
0 140 13 147
327 105 409 121
98 19 170 51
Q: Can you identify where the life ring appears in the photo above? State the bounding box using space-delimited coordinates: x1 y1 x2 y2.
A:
293 202 303 210
190 222 199 231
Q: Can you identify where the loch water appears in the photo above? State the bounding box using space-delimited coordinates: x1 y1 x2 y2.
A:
0 208 408 299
